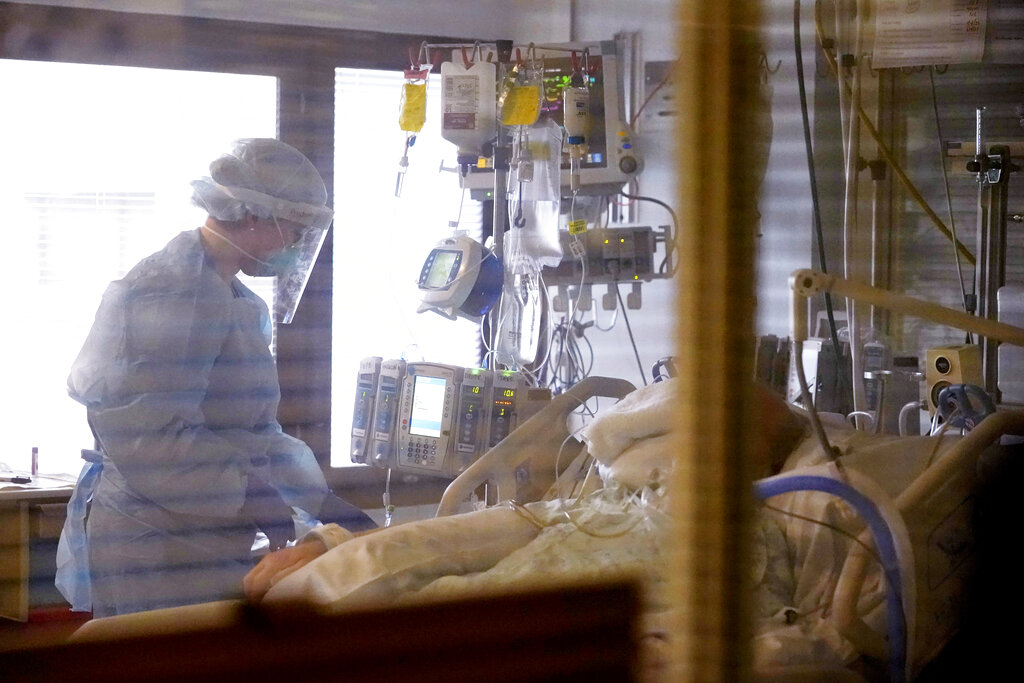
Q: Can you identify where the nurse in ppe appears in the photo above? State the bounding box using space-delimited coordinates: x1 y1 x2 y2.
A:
57 138 376 618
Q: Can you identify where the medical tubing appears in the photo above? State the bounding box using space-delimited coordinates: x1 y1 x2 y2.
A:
551 395 590 494
794 0 847 391
794 339 842 467
842 0 867 429
527 272 557 375
846 410 875 429
615 285 647 386
928 67 972 331
924 417 955 468
548 236 588 390
593 304 619 332
761 500 885 571
897 400 923 437
629 58 677 127
834 3 851 166
754 473 907 683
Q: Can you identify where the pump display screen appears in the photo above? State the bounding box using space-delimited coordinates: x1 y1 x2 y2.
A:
423 250 460 289
409 375 447 438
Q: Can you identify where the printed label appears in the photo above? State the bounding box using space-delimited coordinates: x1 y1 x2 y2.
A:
444 112 476 130
568 219 588 235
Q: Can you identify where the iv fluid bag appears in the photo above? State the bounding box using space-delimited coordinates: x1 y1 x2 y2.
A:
440 59 496 162
507 119 563 269
562 85 590 142
399 82 427 133
497 264 543 367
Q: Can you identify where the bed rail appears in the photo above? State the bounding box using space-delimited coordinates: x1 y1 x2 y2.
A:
436 376 636 517
831 408 1024 680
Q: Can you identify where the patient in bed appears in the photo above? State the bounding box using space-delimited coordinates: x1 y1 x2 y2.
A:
75 376 968 678
242 380 806 617
234 378 831 681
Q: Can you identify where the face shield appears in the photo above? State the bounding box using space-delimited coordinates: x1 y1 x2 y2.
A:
272 215 331 325
215 184 334 324
192 138 333 324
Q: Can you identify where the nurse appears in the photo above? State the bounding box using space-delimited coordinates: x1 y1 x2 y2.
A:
57 138 376 618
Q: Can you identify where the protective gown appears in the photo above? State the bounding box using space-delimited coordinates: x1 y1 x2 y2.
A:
59 228 367 617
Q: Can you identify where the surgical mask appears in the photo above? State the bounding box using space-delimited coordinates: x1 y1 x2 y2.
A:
264 245 301 273
205 217 329 324
207 218 295 277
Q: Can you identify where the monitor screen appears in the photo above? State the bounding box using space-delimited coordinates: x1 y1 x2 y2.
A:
424 250 460 289
409 375 447 438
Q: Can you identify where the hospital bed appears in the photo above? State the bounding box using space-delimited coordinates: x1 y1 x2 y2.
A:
62 372 1023 682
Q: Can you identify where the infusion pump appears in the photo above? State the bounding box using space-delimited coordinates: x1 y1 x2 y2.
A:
350 359 551 479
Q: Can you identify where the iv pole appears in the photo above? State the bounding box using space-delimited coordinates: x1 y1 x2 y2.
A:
489 40 515 369
967 107 1018 398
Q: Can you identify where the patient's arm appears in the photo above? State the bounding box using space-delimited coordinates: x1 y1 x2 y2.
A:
244 524 380 602
245 539 328 603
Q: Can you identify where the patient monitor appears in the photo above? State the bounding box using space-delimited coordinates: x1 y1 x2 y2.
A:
488 370 521 448
397 362 461 476
453 367 490 473
351 360 551 478
349 356 382 464
367 359 407 467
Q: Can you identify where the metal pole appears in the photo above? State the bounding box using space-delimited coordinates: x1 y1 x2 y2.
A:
977 147 1011 397
489 41 514 369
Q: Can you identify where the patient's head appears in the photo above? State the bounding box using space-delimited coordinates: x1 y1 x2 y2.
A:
600 382 807 491
752 382 807 478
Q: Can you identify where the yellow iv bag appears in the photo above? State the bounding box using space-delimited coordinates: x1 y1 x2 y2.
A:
501 85 541 126
399 82 427 133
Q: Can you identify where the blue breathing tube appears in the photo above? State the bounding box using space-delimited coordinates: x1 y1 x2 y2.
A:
754 472 907 683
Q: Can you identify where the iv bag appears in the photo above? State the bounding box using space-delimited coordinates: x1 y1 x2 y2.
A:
506 118 563 269
496 260 544 367
399 81 428 133
440 58 496 164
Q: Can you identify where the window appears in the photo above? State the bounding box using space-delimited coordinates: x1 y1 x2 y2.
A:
0 59 276 476
1 6 473 478
330 67 483 467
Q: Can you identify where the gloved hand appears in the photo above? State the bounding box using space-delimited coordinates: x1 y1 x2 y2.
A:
242 474 295 551
316 493 378 533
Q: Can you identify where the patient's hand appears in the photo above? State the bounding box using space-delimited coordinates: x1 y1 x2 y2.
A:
243 539 327 603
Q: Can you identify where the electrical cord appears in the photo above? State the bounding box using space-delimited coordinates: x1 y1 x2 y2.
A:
615 284 647 386
795 0 848 403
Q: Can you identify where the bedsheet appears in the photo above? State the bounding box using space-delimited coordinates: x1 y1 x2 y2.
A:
265 479 827 671
766 416 960 664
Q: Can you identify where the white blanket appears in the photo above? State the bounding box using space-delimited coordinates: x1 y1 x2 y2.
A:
577 378 678 465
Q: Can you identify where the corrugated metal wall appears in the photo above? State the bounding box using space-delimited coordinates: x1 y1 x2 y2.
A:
757 3 1024 379
893 63 1024 354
